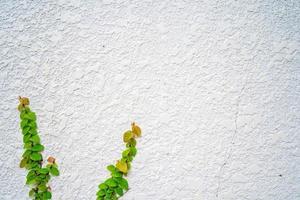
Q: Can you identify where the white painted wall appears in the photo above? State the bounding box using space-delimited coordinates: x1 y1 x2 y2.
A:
0 1 299 200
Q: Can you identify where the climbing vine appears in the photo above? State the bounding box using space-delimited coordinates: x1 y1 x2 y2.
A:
96 123 142 200
18 96 141 200
18 97 59 200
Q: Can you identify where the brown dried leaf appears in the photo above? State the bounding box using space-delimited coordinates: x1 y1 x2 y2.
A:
47 156 56 164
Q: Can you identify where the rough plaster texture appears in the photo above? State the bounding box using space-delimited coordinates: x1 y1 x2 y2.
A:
0 0 299 200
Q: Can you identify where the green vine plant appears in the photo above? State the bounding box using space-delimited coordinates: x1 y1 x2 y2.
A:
18 97 60 200
96 123 142 200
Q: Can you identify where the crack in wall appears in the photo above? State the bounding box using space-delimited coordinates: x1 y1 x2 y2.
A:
216 79 248 198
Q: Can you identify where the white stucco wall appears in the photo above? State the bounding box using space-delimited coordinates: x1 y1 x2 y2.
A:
0 1 299 200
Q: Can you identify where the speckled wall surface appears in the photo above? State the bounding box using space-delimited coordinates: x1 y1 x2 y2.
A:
0 1 299 200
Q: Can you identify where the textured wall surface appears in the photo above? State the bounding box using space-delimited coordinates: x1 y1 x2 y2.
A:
0 1 299 200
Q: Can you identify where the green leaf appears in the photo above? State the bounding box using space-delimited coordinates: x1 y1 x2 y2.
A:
22 113 30 119
105 178 117 188
29 189 35 197
36 193 42 200
46 164 52 169
130 147 137 157
22 149 31 158
39 168 49 174
38 184 47 192
27 112 36 121
29 129 38 135
27 170 36 178
50 166 59 176
115 187 123 196
45 174 51 182
20 111 26 119
26 174 36 185
29 121 37 129
23 134 31 143
118 177 128 190
123 131 133 143
112 171 123 178
104 196 112 200
122 149 130 158
22 127 31 135
21 119 29 128
26 162 39 170
23 112 36 121
112 196 118 200
107 165 116 172
30 135 40 144
39 174 46 179
106 189 113 195
43 191 52 199
126 138 137 147
31 144 44 152
97 189 106 197
98 183 108 190
127 156 133 162
24 142 32 149
30 152 42 161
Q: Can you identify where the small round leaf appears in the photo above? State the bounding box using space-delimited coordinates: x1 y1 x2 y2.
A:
50 167 60 176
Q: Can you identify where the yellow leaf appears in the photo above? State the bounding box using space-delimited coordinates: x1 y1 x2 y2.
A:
19 96 30 106
123 131 133 143
116 160 128 173
17 104 23 111
131 122 141 137
18 96 30 111
19 158 27 168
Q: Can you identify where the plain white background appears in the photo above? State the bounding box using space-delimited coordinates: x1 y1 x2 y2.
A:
0 0 299 199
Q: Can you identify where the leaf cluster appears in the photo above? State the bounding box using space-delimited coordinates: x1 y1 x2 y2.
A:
96 123 142 200
18 97 59 200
